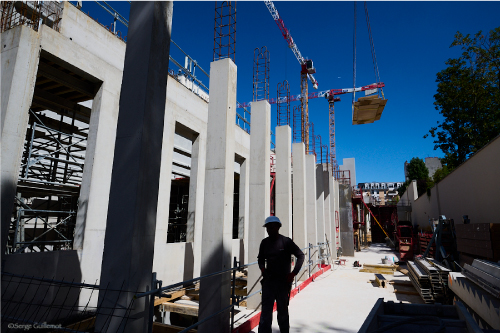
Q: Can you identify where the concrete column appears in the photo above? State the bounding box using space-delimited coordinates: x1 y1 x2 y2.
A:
339 184 354 256
198 58 237 333
292 143 307 281
95 3 173 332
152 113 175 277
328 174 336 254
305 154 318 275
334 179 340 250
275 125 292 238
315 164 325 245
323 168 332 260
192 133 207 278
240 158 250 264
246 100 271 310
75 83 120 308
1 26 40 259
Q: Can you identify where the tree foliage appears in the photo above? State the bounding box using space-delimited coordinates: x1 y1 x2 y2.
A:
406 157 429 181
425 27 500 168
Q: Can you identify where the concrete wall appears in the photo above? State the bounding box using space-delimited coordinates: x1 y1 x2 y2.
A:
411 136 500 226
339 158 356 186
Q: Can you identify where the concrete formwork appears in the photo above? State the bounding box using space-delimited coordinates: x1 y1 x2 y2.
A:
315 164 325 245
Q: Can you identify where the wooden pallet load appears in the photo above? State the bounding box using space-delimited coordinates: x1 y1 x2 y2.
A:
352 95 387 125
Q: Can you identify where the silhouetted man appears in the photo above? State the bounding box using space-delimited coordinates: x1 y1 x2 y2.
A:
258 216 305 333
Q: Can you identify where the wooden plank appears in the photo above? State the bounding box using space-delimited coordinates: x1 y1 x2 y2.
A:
160 302 199 317
152 322 197 333
375 274 386 288
155 290 189 306
360 268 395 275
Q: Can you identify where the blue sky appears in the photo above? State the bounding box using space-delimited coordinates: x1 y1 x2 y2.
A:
77 1 500 183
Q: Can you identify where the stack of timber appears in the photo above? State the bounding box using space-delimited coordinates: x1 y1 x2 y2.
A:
407 257 451 304
359 298 486 333
455 223 500 266
352 95 387 125
360 263 397 275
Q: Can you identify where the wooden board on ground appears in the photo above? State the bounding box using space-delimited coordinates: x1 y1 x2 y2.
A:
152 322 197 333
159 302 199 317
394 288 419 296
360 268 395 275
375 274 386 288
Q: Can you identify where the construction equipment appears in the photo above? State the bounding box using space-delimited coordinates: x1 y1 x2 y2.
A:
264 0 318 150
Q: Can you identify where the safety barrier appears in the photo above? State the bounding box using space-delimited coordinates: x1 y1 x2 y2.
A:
135 241 333 333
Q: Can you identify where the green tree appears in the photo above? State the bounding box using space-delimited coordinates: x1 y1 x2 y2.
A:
406 157 429 181
425 27 500 169
433 164 451 183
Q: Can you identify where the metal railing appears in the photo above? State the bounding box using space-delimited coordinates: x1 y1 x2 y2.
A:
137 241 332 333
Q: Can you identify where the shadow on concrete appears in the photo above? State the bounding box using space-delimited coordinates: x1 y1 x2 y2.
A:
249 323 357 333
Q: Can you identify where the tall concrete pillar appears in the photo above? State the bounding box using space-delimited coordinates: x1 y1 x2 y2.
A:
246 100 271 310
323 168 332 260
198 58 237 333
315 164 325 245
239 158 250 264
329 176 337 255
95 2 173 332
334 179 340 250
275 125 292 238
1 26 40 260
305 154 318 275
339 183 354 256
76 83 121 308
292 143 307 281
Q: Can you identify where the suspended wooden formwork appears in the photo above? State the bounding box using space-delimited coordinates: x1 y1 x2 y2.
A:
352 95 387 125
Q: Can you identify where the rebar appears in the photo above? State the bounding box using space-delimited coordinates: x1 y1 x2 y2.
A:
253 46 270 102
277 80 290 126
214 1 236 62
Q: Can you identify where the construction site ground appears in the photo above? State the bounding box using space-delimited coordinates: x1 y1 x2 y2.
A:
246 243 424 333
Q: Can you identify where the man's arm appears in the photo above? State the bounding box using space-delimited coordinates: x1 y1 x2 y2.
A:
257 240 266 273
289 240 305 276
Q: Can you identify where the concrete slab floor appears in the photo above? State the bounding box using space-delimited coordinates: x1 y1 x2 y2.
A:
250 243 423 333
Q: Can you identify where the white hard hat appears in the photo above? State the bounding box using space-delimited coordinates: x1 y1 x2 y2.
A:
263 216 282 227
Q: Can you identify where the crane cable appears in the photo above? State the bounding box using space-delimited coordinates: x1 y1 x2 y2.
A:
364 1 385 99
352 2 357 106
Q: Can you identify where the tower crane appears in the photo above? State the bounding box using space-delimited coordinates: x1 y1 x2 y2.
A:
264 0 318 149
238 82 385 171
